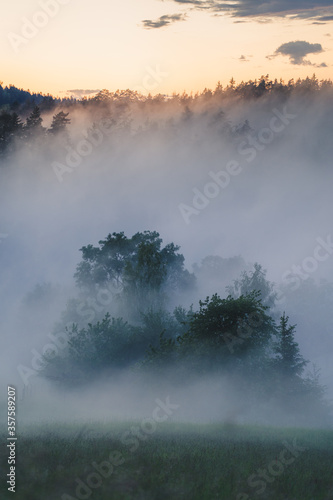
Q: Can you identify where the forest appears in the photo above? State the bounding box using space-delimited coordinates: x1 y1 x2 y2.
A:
1 75 332 429
1 74 333 500
0 74 332 163
19 229 329 428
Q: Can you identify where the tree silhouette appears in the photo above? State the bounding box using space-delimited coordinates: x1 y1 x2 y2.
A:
25 105 45 140
26 105 43 129
273 313 308 377
49 111 70 135
74 231 195 317
0 111 23 157
227 263 278 310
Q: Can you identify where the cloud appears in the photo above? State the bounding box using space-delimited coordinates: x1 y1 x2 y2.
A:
317 14 333 20
65 89 101 99
163 0 333 21
142 13 187 29
172 0 208 6
272 40 324 65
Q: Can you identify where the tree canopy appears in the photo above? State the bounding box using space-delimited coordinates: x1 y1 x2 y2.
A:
74 231 196 315
37 232 332 426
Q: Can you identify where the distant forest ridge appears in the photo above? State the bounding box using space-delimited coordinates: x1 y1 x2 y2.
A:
1 74 332 113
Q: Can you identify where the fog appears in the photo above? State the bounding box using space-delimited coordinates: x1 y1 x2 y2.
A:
15 370 313 429
1 86 333 428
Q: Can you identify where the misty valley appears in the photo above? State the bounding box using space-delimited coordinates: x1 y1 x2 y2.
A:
1 77 333 499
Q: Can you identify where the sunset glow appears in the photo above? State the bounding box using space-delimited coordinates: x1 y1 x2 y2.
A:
1 0 332 96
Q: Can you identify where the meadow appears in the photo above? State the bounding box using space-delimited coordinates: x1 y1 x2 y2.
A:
1 421 333 500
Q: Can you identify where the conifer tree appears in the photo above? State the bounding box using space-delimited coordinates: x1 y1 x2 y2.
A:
273 313 308 377
26 105 43 130
49 111 70 135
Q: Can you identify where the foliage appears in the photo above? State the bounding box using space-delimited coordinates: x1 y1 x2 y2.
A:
49 111 71 135
186 292 273 352
26 105 43 129
74 231 195 315
273 313 308 377
0 74 332 166
25 105 45 139
39 231 331 424
0 110 23 157
227 263 278 310
67 313 139 371
144 292 276 378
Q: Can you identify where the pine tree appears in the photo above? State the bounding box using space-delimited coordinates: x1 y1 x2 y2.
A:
26 105 43 130
0 111 23 157
25 105 45 141
273 313 308 377
49 111 70 135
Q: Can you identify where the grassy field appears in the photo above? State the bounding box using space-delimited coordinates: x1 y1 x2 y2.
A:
1 421 333 500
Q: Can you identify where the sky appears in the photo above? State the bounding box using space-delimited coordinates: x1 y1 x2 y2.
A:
0 0 332 97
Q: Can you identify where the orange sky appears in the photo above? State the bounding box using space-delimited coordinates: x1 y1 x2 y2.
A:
0 0 332 97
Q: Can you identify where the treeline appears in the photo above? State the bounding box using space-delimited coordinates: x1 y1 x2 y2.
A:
1 74 333 165
0 107 71 158
0 82 75 113
36 231 332 427
1 75 332 111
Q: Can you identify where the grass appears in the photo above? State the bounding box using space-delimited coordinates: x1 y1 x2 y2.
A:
1 421 333 500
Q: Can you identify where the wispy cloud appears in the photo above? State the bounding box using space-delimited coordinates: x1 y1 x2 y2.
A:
142 13 187 29
172 0 208 6
269 40 326 67
66 89 101 98
317 14 333 20
160 0 333 21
